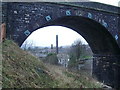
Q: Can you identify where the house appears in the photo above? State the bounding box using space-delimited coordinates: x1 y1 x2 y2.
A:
57 53 69 67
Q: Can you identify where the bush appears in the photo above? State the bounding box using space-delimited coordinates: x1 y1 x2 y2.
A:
45 53 58 65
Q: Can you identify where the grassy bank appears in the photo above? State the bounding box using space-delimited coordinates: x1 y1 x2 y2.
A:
2 40 58 88
1 40 102 88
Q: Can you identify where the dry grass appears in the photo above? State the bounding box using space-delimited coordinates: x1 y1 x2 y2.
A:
1 40 102 88
44 63 102 88
2 40 58 88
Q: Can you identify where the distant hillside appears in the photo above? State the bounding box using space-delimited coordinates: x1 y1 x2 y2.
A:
2 40 58 88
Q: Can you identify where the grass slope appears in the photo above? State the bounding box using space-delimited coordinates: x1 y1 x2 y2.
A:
2 40 58 88
44 63 102 88
2 40 102 88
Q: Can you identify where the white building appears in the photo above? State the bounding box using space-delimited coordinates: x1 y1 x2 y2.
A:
57 53 69 67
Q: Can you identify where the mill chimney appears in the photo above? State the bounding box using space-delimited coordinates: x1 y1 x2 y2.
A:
56 35 58 54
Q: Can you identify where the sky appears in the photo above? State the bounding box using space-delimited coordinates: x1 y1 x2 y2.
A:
21 1 119 48
22 26 88 47
90 0 119 7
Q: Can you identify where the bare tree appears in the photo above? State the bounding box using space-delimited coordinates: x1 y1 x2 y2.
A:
68 39 93 68
21 40 34 51
72 40 83 60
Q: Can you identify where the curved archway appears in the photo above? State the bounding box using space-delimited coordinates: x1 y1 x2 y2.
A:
37 16 120 55
21 26 88 47
19 16 120 55
18 16 120 88
33 16 120 88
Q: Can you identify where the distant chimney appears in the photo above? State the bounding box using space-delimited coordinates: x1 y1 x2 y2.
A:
51 44 53 49
56 35 58 54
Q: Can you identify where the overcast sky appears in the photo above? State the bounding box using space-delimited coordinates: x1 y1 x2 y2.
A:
90 0 119 7
21 1 119 48
22 26 88 47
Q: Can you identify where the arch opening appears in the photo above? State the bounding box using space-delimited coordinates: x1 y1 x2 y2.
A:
21 25 94 77
37 16 120 55
20 16 120 88
21 26 88 47
19 16 120 55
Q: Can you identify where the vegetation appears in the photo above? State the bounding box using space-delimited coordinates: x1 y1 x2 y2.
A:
2 40 58 88
0 40 2 88
68 40 93 69
44 64 102 88
63 71 101 88
1 39 102 88
44 53 58 65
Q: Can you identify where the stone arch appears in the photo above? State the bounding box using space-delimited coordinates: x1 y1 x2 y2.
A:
18 15 120 88
29 16 120 55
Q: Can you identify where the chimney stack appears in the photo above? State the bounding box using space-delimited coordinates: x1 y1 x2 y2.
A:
51 44 53 49
56 35 58 54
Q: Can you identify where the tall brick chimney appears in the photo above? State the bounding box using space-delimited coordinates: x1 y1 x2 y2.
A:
56 35 58 54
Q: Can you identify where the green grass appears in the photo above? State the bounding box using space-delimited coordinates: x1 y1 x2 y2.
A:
2 40 59 88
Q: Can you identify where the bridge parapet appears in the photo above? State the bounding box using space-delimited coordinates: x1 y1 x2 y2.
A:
1 2 120 48
56 2 120 14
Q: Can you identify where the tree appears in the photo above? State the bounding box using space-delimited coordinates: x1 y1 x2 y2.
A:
44 53 58 65
72 40 83 60
68 39 90 69
21 40 34 51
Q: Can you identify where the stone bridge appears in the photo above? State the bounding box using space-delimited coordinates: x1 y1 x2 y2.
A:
2 2 120 89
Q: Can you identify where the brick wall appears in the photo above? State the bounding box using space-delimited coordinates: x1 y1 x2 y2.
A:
0 23 6 43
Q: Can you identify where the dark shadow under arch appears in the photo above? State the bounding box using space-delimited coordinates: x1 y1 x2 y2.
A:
35 16 120 55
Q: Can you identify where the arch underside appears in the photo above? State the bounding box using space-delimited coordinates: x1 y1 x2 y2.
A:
36 16 120 55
